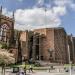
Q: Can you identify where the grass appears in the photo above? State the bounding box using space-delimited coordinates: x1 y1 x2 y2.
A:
9 63 75 70
9 64 49 70
64 64 75 67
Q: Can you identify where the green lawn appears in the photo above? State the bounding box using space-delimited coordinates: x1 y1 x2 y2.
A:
9 64 75 70
10 64 49 70
64 64 75 67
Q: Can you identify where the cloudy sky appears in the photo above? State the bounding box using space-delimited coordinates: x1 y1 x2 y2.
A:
0 0 75 35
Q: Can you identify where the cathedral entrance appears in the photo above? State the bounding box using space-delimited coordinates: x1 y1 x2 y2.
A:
29 34 40 61
29 36 33 59
35 36 39 60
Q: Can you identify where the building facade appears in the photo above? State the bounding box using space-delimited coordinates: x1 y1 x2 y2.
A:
20 28 69 64
0 6 75 64
0 6 14 47
0 7 18 63
68 35 75 63
73 37 75 63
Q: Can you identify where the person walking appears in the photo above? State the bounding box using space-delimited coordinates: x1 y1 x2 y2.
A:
19 67 24 75
49 66 51 72
24 66 26 75
29 65 33 73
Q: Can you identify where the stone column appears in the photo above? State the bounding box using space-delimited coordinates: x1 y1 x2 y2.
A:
71 35 75 63
32 35 36 60
39 35 42 60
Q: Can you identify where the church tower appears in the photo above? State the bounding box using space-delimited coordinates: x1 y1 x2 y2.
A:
0 6 15 48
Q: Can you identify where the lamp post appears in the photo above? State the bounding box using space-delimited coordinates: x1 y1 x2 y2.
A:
68 45 72 75
70 61 72 75
23 55 27 75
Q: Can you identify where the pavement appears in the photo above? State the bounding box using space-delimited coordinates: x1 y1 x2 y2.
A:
4 71 75 75
0 67 75 75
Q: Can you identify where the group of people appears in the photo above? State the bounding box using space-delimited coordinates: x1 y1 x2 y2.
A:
17 65 33 75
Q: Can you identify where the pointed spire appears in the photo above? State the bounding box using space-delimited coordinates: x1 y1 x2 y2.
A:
12 11 14 19
70 33 73 42
0 6 2 14
71 33 72 36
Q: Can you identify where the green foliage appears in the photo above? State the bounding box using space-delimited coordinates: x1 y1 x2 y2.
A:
9 64 48 70
0 43 2 48
1 43 8 49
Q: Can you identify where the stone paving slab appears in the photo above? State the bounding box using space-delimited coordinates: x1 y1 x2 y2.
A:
25 72 75 75
0 68 75 75
0 71 75 75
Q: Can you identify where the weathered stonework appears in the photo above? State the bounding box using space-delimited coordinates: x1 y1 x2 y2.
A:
20 28 70 64
0 8 14 47
0 7 75 64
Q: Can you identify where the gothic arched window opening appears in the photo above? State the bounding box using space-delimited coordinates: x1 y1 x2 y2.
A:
0 24 9 42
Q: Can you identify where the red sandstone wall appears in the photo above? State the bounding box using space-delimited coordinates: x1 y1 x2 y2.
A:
34 28 55 61
20 31 29 59
54 29 68 64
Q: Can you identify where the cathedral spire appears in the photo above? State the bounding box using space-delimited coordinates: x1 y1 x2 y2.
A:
12 11 15 20
0 6 2 14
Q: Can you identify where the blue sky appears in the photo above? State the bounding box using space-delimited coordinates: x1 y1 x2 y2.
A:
0 0 75 36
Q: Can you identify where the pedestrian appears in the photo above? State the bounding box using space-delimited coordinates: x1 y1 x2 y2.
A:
19 67 24 75
29 65 33 73
49 66 51 72
24 66 26 75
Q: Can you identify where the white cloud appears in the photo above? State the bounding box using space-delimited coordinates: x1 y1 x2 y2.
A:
3 0 74 30
37 0 44 5
1 0 75 31
14 8 63 30
70 3 75 10
34 0 44 8
54 0 75 11
2 6 66 30
2 8 12 18
35 0 51 9
54 0 72 6
53 6 66 16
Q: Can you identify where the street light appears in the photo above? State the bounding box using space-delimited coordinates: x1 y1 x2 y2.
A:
23 55 27 75
68 45 72 75
70 61 72 75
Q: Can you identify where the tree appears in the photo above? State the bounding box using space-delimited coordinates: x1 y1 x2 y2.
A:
1 43 8 49
0 42 9 49
0 49 15 75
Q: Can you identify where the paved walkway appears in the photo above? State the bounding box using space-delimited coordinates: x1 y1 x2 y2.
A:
1 70 75 75
0 67 75 75
27 70 75 75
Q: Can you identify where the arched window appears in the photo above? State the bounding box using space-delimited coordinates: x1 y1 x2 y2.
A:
0 24 9 42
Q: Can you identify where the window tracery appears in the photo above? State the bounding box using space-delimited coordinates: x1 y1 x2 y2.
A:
0 24 9 42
